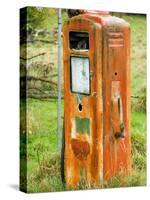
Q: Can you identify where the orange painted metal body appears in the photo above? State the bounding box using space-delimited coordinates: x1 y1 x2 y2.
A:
63 13 131 187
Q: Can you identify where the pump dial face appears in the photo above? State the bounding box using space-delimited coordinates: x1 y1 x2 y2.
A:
71 56 90 94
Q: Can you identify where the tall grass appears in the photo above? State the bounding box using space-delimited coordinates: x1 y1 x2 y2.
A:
23 99 146 193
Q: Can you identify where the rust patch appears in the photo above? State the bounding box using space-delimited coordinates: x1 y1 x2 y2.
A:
71 138 90 160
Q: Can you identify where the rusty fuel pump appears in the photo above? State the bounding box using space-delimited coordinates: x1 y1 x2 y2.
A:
61 10 131 188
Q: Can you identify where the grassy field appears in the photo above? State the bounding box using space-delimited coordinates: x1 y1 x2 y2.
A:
20 13 146 192
23 99 146 192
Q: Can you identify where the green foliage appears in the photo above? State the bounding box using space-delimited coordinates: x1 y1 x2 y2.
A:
122 15 146 112
131 87 146 112
26 7 57 30
21 7 68 32
27 153 64 192
131 112 146 171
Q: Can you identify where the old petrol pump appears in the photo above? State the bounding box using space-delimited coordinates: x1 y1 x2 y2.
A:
61 10 131 187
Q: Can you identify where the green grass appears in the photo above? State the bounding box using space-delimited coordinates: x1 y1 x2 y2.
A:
27 98 61 135
122 15 146 112
123 15 146 96
23 98 64 192
21 99 146 193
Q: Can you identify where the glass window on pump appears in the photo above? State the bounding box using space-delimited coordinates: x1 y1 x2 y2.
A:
70 56 90 95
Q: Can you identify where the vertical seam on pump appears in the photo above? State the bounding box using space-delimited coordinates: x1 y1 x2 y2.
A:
101 25 104 184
